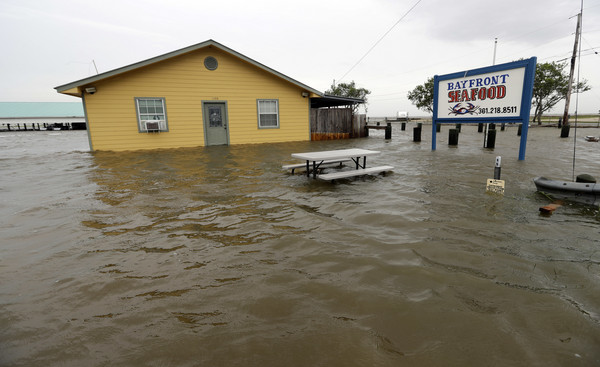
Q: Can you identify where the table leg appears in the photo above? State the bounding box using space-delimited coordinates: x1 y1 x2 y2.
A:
313 161 317 178
306 160 310 177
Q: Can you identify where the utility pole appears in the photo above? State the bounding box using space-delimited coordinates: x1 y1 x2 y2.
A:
562 12 581 128
485 38 498 148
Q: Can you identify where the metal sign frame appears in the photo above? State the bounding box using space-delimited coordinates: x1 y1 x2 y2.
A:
432 57 537 160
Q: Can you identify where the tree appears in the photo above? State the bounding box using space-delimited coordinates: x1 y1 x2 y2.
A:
407 77 434 114
531 61 590 124
325 81 370 114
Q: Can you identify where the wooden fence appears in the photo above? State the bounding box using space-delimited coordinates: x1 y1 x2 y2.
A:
310 108 367 140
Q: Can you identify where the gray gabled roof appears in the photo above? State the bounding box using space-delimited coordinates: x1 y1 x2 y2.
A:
55 39 323 96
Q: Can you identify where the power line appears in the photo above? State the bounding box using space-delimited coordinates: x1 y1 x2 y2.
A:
337 0 422 83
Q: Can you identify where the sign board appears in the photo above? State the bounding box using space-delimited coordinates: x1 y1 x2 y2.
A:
486 179 505 195
440 68 525 119
432 58 537 160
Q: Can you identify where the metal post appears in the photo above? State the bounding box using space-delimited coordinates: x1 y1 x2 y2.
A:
494 156 501 179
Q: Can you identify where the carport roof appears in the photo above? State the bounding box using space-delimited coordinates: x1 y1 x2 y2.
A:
310 94 365 108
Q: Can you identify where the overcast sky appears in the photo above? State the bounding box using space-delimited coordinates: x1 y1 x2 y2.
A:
1 0 599 116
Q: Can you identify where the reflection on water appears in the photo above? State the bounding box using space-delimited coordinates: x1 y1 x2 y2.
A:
1 127 599 366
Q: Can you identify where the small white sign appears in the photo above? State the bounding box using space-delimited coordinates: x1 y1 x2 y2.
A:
486 179 505 195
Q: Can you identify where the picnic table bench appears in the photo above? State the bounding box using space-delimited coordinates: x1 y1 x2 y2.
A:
282 158 352 174
317 165 394 181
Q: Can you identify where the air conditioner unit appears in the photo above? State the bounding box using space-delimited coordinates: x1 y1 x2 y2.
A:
145 121 160 132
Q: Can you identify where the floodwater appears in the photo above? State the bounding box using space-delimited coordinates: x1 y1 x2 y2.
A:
1 125 599 367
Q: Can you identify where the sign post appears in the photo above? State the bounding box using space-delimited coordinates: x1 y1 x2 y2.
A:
432 58 536 160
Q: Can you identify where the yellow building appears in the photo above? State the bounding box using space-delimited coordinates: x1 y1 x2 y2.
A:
56 40 352 151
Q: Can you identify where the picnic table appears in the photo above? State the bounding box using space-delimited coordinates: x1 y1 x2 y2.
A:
288 148 393 180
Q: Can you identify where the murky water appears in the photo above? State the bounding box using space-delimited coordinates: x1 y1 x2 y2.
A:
1 125 599 366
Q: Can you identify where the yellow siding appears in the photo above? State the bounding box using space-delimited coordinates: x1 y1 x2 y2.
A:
84 47 311 151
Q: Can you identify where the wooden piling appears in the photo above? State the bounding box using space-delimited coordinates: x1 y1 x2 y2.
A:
413 126 421 142
385 123 392 139
448 128 459 145
486 129 496 148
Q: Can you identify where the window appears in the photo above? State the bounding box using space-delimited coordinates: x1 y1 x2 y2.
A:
135 97 168 132
257 99 279 128
204 56 218 71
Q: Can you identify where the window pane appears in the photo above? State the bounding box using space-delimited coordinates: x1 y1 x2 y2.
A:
208 106 222 127
259 100 276 113
260 114 277 127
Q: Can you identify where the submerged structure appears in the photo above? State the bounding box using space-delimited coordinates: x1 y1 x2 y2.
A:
55 40 361 151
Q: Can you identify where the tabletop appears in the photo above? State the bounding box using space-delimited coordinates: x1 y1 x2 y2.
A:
291 148 380 161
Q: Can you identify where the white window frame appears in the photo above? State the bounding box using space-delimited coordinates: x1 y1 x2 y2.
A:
135 97 169 133
257 99 280 129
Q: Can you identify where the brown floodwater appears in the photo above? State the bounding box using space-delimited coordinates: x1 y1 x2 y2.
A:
1 125 599 366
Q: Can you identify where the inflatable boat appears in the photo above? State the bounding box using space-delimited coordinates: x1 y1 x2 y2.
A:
533 175 599 206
